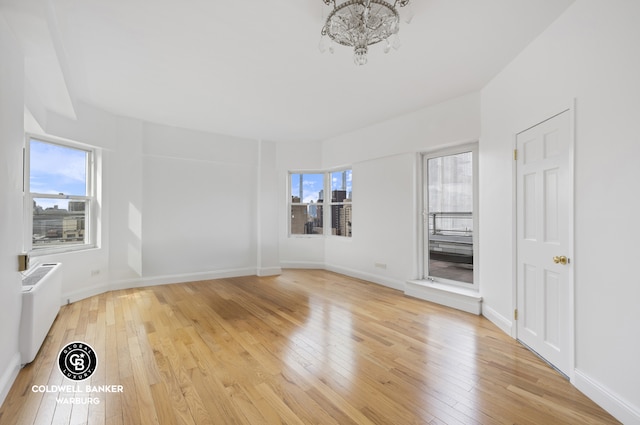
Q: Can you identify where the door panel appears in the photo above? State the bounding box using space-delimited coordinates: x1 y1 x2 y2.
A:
516 110 572 377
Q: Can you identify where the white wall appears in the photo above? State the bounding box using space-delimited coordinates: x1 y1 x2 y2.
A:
480 1 640 422
141 123 258 279
257 140 281 276
324 153 417 290
0 15 25 404
109 117 144 283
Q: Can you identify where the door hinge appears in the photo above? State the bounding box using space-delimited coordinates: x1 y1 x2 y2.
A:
514 309 518 321
513 149 518 161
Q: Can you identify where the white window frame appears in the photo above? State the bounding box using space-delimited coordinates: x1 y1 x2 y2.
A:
419 143 479 289
24 133 98 255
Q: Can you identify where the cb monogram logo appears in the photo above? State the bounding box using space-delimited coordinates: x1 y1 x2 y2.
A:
58 341 98 381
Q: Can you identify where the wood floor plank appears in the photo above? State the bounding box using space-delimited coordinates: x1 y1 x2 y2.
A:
0 270 622 425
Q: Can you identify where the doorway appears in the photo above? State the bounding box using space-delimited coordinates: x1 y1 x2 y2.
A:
423 144 478 287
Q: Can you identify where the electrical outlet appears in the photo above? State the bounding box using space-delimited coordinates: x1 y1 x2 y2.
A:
91 269 100 276
374 262 387 270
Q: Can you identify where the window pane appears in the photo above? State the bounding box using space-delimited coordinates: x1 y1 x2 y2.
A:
30 139 88 196
290 205 323 235
290 173 323 204
330 202 352 236
427 152 473 283
32 198 87 248
330 169 352 237
331 169 352 197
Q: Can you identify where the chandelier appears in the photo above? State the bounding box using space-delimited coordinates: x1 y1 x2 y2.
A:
320 0 412 65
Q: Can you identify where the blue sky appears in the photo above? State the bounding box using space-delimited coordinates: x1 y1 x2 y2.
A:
30 139 87 209
291 170 352 203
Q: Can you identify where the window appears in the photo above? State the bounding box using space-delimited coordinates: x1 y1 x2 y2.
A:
289 169 352 237
329 169 352 237
26 136 96 253
423 145 477 286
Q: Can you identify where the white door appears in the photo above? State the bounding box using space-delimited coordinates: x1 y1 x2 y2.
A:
516 110 573 377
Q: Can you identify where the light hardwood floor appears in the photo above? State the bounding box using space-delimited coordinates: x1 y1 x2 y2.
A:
0 270 619 425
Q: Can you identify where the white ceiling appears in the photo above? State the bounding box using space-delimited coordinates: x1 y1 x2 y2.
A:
1 0 574 142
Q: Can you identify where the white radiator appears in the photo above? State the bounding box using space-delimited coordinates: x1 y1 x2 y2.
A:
20 262 62 365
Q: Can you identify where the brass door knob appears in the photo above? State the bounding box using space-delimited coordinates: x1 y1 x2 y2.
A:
553 256 568 265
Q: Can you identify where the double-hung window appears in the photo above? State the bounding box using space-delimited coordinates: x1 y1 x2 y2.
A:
289 169 352 237
26 135 97 253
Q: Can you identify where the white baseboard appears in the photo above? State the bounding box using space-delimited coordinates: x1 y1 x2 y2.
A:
257 267 282 277
0 352 20 407
62 267 258 303
405 280 482 315
280 261 325 269
574 369 640 425
482 303 513 336
325 264 405 291
62 282 111 305
133 267 257 288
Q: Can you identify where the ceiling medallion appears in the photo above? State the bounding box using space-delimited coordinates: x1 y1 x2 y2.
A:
319 0 412 65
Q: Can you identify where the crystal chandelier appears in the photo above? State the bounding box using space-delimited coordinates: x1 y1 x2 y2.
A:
320 0 412 65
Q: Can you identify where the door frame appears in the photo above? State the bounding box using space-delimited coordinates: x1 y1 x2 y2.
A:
512 101 576 381
418 142 480 289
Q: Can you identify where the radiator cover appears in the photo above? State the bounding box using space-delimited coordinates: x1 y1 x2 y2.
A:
20 262 62 365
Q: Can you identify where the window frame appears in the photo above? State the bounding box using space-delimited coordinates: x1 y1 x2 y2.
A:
24 133 98 255
420 143 479 289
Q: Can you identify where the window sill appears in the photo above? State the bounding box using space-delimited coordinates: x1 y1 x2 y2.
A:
405 279 482 315
30 244 98 257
